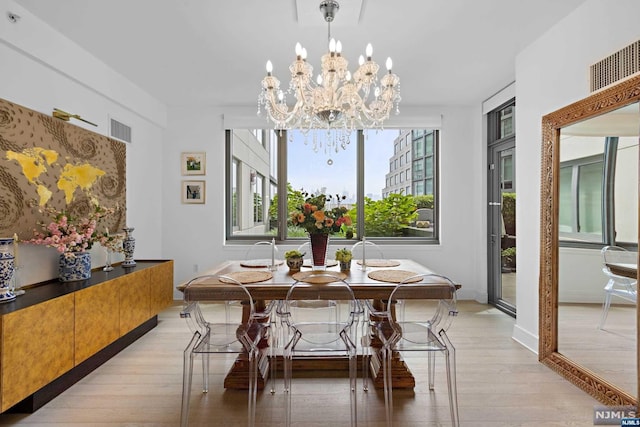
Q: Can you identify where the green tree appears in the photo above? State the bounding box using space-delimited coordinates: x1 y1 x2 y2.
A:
361 194 417 236
253 193 263 222
413 194 434 209
501 192 516 236
268 183 306 222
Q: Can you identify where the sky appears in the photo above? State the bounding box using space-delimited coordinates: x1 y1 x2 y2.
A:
287 129 399 202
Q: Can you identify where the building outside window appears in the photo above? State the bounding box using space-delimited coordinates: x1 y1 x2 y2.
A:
414 136 424 158
413 160 424 180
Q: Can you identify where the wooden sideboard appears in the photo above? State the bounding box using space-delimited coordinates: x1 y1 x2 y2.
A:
0 260 174 413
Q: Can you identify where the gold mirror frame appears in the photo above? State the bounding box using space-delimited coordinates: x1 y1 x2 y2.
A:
539 74 640 406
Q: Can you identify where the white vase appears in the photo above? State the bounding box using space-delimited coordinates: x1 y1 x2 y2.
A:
59 252 91 282
122 227 137 267
0 238 16 302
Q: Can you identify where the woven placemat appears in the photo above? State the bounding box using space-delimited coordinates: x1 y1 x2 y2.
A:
356 259 400 267
292 271 347 284
240 259 284 268
367 269 423 284
219 271 273 284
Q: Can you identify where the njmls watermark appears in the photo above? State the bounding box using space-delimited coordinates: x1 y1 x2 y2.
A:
593 405 638 425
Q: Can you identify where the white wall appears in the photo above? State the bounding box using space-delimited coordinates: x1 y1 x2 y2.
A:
558 248 606 303
0 0 167 286
514 0 640 352
163 105 487 301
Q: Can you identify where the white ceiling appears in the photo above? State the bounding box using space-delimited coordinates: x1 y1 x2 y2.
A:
14 0 586 108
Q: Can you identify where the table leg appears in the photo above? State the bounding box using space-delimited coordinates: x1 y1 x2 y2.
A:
365 299 416 389
224 300 271 390
223 299 417 390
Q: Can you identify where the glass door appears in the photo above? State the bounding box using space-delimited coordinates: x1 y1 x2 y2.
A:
488 101 516 316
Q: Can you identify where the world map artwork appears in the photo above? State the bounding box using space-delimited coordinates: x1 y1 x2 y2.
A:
0 98 126 240
6 147 105 206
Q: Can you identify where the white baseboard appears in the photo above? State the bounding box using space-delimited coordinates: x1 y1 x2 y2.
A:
512 323 538 354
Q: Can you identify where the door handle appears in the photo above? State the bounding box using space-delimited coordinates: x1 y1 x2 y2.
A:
488 202 501 206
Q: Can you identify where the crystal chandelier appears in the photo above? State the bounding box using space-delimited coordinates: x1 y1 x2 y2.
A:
258 0 401 136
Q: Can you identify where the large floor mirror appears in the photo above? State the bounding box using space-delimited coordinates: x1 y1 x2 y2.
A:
539 74 640 406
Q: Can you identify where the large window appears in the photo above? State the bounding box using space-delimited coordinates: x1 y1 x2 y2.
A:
226 128 440 243
231 158 238 229
559 156 603 242
499 105 515 138
253 172 264 224
559 135 638 246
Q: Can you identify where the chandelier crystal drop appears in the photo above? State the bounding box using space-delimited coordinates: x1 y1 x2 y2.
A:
257 0 401 136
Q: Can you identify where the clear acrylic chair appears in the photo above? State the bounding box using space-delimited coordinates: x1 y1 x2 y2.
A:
351 239 390 391
373 273 459 427
295 241 341 323
599 246 637 329
350 239 385 268
278 274 361 427
244 240 280 386
296 241 311 265
180 274 269 427
244 240 280 270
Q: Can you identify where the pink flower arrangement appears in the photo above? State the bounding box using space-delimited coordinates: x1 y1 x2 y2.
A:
29 202 115 257
97 229 124 253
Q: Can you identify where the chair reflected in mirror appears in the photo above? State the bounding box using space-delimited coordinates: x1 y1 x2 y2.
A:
599 245 637 330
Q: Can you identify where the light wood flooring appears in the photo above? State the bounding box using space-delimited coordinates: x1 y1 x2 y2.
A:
0 301 604 426
559 302 636 397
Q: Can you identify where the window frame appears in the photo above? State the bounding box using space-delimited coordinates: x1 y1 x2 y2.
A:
558 136 637 249
558 154 605 243
225 128 440 245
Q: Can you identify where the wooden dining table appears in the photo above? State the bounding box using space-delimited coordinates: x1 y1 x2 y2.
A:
606 262 638 280
178 258 459 391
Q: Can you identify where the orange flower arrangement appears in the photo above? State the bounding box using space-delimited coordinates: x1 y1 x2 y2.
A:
289 193 352 235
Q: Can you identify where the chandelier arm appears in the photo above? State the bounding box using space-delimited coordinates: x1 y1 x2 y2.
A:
263 89 294 128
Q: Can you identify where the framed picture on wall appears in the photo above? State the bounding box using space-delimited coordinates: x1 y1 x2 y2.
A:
181 152 206 175
182 180 206 204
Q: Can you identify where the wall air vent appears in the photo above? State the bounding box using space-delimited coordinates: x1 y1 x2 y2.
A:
109 117 132 143
590 40 640 92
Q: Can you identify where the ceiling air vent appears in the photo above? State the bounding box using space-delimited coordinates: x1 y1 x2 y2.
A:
109 117 132 143
590 40 640 92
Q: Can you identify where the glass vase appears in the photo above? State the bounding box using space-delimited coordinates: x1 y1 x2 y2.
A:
309 233 329 271
0 238 16 302
122 227 137 268
103 248 114 272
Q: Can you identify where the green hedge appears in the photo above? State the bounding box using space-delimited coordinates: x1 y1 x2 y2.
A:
502 193 515 236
